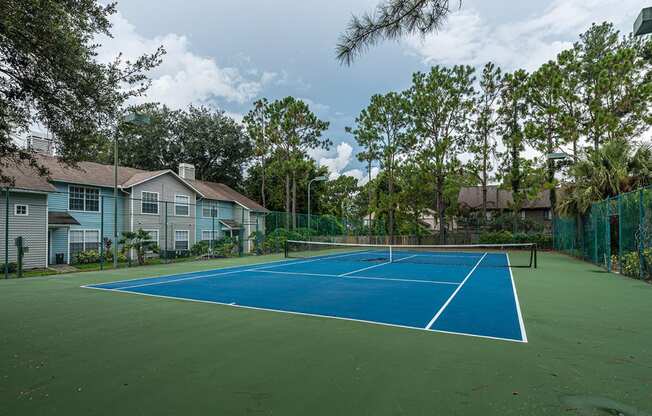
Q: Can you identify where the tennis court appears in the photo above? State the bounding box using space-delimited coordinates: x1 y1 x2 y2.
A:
83 241 534 342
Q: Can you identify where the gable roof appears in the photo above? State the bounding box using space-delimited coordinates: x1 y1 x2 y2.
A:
190 180 268 212
1 155 265 211
0 160 57 192
119 169 205 196
458 186 552 210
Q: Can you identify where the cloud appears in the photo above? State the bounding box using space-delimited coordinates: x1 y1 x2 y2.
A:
405 0 643 72
97 13 275 109
318 142 354 178
341 167 379 186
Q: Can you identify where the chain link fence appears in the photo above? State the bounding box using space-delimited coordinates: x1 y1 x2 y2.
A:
1 187 554 277
554 185 652 279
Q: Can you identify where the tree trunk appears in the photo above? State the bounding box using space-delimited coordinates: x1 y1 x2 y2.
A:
368 160 372 243
261 158 266 208
285 174 290 229
291 172 297 230
482 132 488 222
388 175 394 245
436 176 446 244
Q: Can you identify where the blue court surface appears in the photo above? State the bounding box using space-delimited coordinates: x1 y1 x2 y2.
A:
83 250 528 342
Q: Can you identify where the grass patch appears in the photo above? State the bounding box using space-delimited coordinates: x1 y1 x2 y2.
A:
1 252 651 415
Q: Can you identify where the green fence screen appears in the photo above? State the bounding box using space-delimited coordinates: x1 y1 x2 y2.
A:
554 185 652 279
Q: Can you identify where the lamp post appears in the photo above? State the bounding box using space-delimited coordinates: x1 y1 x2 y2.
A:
307 176 328 240
113 113 150 269
546 152 569 247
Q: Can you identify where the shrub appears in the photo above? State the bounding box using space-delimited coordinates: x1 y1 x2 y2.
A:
479 230 513 244
0 262 17 273
74 250 100 264
620 249 652 279
191 240 211 256
191 237 238 257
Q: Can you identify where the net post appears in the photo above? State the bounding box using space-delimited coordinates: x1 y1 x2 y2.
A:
534 244 537 269
618 194 622 275
605 197 611 272
389 245 393 263
639 188 644 279
100 195 104 271
164 201 168 263
284 239 288 258
4 187 9 279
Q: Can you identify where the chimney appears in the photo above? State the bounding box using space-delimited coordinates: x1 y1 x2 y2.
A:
27 134 54 156
178 163 196 181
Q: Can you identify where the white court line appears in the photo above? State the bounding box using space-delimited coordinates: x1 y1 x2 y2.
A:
392 254 419 263
79 256 304 288
338 261 392 277
425 252 488 329
249 268 460 285
81 251 374 291
253 250 375 270
337 254 419 277
113 269 249 290
82 285 525 343
507 253 528 343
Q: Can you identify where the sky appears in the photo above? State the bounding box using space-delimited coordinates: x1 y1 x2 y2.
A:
98 0 645 184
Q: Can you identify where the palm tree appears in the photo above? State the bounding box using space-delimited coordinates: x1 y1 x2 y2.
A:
119 229 158 266
558 139 652 217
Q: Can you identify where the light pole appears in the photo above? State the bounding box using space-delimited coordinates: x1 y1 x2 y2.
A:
113 113 150 269
307 176 328 240
546 152 569 247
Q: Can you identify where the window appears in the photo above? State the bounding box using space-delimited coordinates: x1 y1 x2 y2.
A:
69 186 100 212
521 211 526 219
14 204 28 216
545 209 552 220
143 229 159 244
202 202 218 218
85 230 100 251
69 229 100 260
141 191 159 215
175 230 189 250
175 195 190 216
202 230 219 241
69 230 84 257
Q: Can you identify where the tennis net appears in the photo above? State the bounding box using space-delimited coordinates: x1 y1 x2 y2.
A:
285 240 537 268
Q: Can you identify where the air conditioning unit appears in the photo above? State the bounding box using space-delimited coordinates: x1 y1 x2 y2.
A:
27 134 54 156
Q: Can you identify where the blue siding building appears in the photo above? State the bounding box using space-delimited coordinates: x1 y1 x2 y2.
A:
2 156 268 267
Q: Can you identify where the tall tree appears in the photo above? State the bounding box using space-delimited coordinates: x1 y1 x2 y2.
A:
350 92 413 241
99 104 252 189
336 0 459 65
555 49 583 160
468 62 503 221
525 61 565 216
396 159 433 236
171 106 252 188
244 99 272 208
0 0 164 183
99 103 178 170
266 97 331 228
408 65 475 243
496 69 532 231
574 23 652 150
319 175 359 219
350 127 381 241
